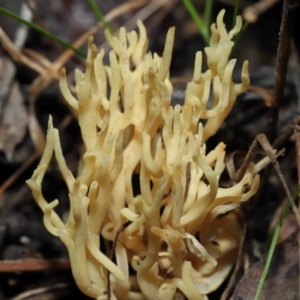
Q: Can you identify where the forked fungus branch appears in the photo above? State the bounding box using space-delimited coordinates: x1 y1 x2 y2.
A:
27 10 265 300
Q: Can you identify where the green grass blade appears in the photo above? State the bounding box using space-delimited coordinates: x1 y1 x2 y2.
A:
254 186 300 300
181 0 210 45
87 0 113 35
232 0 240 27
230 21 249 57
0 6 86 58
204 0 214 34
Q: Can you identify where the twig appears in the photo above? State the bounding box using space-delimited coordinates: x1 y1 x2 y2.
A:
257 134 300 227
0 114 73 198
265 0 297 142
107 220 132 299
294 124 300 193
0 152 38 197
11 283 70 300
220 224 246 300
243 0 279 23
272 115 300 150
294 123 300 299
225 136 284 186
231 138 259 182
0 258 70 272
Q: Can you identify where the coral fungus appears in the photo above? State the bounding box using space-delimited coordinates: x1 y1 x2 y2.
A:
27 10 262 300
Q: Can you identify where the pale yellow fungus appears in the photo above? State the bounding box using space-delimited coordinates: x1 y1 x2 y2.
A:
27 10 264 300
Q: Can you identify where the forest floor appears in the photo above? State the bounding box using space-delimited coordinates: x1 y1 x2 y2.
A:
0 0 300 299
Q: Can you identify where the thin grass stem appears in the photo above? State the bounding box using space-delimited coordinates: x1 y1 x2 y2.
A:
254 186 300 300
0 6 86 57
232 0 240 27
204 0 213 38
231 21 249 57
87 0 113 35
181 0 210 45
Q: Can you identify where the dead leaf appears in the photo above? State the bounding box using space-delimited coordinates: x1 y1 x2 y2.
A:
230 230 299 300
0 55 16 101
0 81 28 161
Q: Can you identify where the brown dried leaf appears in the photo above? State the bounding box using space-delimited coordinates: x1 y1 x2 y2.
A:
0 81 28 161
0 55 15 100
230 230 299 300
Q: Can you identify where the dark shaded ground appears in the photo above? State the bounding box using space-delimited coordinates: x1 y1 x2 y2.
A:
0 0 300 299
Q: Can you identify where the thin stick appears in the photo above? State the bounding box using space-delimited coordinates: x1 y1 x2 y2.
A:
0 114 73 197
0 258 70 272
265 0 297 141
232 138 259 182
11 283 70 300
243 0 279 23
294 123 300 299
0 152 38 197
294 124 300 191
272 115 300 150
257 134 300 226
107 220 132 299
220 224 246 300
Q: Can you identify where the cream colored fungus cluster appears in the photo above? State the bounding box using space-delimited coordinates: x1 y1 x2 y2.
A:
27 10 262 300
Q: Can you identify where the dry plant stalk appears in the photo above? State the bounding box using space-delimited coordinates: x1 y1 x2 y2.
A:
27 10 267 300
